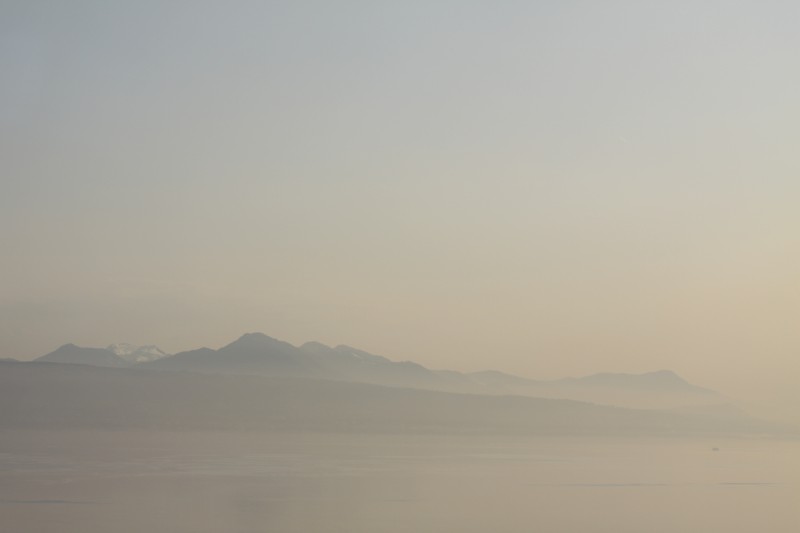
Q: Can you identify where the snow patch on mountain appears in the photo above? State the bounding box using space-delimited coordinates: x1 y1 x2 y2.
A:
107 343 169 363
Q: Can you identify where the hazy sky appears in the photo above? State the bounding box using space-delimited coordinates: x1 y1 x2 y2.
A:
2 1 798 410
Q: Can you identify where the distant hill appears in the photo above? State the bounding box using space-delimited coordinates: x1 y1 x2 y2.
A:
460 368 719 409
0 360 776 436
463 368 710 393
556 369 713 393
36 344 130 368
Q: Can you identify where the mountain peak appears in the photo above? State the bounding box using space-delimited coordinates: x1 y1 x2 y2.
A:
220 333 298 358
645 369 684 381
222 333 283 350
300 341 331 350
234 332 280 344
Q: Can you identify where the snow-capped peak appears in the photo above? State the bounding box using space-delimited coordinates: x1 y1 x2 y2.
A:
107 343 169 363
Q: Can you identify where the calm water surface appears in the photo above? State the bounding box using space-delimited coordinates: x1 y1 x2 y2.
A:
1 430 798 533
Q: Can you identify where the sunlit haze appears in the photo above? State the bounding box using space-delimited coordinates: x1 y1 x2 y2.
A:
3 1 799 421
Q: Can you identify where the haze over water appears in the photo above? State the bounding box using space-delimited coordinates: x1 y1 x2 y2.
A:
3 1 800 420
3 2 799 532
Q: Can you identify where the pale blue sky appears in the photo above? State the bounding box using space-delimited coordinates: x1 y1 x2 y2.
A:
2 1 799 414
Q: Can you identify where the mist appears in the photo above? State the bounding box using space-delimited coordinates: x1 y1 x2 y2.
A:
2 1 799 531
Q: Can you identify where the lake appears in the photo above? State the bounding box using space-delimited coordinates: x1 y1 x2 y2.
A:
1 430 798 533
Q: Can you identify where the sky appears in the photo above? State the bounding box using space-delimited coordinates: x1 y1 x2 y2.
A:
2 1 799 416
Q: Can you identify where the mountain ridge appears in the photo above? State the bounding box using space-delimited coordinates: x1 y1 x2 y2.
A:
0 359 777 436
32 332 720 409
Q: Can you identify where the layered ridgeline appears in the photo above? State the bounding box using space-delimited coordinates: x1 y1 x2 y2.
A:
34 332 720 410
2 332 779 435
0 360 776 436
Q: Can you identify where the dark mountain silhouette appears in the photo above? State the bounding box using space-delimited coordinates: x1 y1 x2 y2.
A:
145 334 307 375
0 360 778 436
142 333 441 388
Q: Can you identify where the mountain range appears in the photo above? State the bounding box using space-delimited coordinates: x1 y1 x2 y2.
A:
34 332 718 410
0 331 781 436
0 359 774 436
